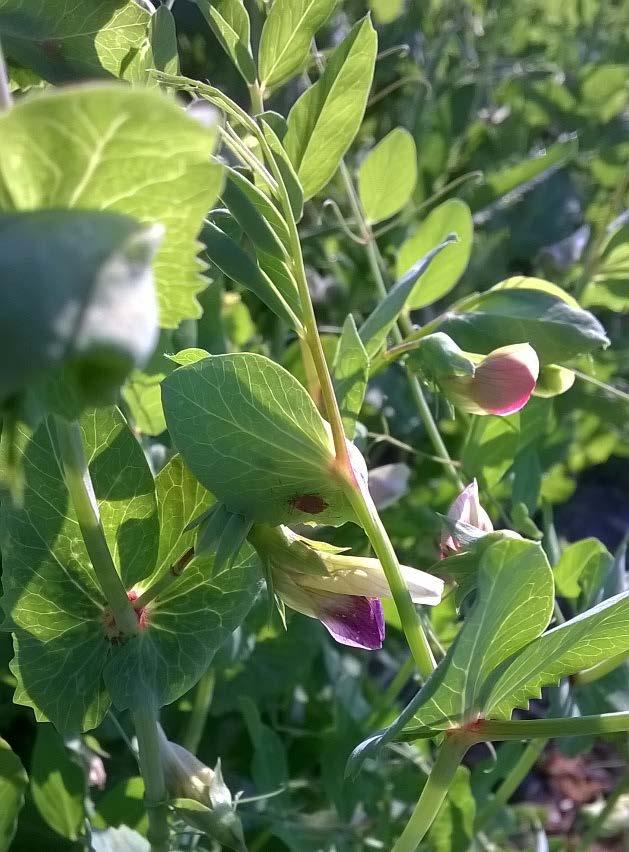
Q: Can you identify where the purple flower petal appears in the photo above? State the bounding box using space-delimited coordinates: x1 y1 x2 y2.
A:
318 595 385 650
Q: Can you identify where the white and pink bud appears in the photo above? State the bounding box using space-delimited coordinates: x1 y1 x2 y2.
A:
442 343 539 416
441 479 493 556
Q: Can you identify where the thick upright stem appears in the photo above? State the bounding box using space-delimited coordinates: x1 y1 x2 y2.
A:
53 418 139 636
393 734 472 852
133 706 170 852
346 484 435 678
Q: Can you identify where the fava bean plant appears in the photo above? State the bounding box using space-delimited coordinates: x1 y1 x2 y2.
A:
1 1 629 851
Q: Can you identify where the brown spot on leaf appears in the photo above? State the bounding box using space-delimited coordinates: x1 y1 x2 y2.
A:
289 493 329 514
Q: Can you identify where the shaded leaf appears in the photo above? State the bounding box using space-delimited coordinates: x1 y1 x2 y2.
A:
332 315 369 438
30 726 84 840
0 85 223 329
0 737 27 852
554 538 614 607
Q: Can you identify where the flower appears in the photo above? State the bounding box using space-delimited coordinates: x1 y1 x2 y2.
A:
441 479 493 556
441 343 539 416
250 525 444 650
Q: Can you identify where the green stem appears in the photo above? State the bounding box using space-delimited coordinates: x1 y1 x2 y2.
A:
475 739 546 829
53 418 139 636
346 484 435 678
337 161 464 491
575 765 629 852
248 80 264 114
392 734 473 852
182 667 215 753
133 706 170 852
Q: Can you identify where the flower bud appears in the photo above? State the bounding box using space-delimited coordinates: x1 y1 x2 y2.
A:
441 343 539 416
441 480 493 556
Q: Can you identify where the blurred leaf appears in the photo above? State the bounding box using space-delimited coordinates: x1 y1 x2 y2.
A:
358 128 417 224
0 85 223 329
195 0 256 84
0 210 159 409
369 0 405 24
463 415 520 488
439 286 609 364
553 538 613 607
581 64 628 122
583 225 629 311
0 0 150 83
396 199 473 309
332 315 368 438
258 0 336 92
240 696 289 794
0 737 27 852
93 777 147 834
162 353 362 526
285 15 377 199
31 726 84 840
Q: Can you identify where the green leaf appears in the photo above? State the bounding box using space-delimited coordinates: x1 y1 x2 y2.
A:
144 455 213 589
284 15 377 200
0 85 223 329
195 0 256 84
404 332 475 379
203 221 302 330
553 538 613 608
0 0 151 83
583 226 629 311
222 170 287 257
0 210 160 409
409 540 554 729
122 331 175 437
162 353 363 526
483 589 629 719
581 64 628 122
258 0 336 92
103 541 261 711
0 738 27 852
358 128 417 224
30 726 84 840
225 167 291 250
145 5 179 79
396 199 473 310
359 236 457 358
462 415 520 488
332 315 369 438
438 284 609 365
93 776 147 834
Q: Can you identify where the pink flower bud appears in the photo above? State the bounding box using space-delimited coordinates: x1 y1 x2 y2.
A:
442 343 539 416
441 479 493 556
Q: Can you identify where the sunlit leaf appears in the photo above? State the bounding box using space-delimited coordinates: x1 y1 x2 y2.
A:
333 315 368 438
358 128 417 224
195 0 256 84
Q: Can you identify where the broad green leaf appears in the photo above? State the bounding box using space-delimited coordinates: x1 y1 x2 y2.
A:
258 0 336 92
484 589 629 719
358 128 417 224
145 5 179 79
102 543 261 710
284 15 377 200
581 64 628 122
30 726 84 840
142 454 213 589
195 0 255 84
369 0 405 24
404 332 475 379
0 210 160 409
396 199 473 309
583 226 629 311
332 315 369 438
408 539 553 729
162 353 364 526
203 221 302 330
0 0 150 83
439 286 609 364
1 407 157 731
359 237 457 358
0 737 27 852
490 275 580 307
553 538 613 607
0 86 223 329
226 167 291 250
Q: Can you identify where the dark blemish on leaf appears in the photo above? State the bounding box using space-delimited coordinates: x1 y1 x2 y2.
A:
288 493 329 514
172 547 194 577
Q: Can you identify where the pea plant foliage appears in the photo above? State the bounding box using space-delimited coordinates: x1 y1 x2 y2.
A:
0 1 628 851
